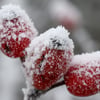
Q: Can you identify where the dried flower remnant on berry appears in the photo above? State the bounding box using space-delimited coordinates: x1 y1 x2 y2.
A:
0 4 38 58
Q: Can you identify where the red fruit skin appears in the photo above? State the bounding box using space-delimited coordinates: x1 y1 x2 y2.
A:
26 48 72 90
0 17 36 58
64 62 100 96
23 26 74 90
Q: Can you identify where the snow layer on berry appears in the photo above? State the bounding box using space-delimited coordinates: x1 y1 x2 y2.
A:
27 26 74 53
71 51 100 67
70 51 100 76
0 4 38 40
0 4 38 57
24 26 74 89
68 51 100 90
25 26 74 69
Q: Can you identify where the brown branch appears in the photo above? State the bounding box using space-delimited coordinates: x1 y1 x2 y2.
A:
26 80 65 100
48 80 65 91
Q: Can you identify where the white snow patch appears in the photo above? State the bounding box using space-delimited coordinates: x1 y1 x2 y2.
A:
27 25 74 53
70 51 100 67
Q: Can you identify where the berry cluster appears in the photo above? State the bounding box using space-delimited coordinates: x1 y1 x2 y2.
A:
0 4 100 97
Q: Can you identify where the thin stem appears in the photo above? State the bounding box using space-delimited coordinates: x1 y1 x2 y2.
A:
27 80 65 100
49 80 65 91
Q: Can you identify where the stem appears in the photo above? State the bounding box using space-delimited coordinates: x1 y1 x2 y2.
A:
27 80 65 100
48 80 65 91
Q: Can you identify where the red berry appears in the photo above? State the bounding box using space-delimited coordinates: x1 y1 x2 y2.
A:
0 4 38 58
64 51 100 96
24 26 74 90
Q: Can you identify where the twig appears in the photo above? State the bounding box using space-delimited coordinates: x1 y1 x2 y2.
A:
26 80 65 100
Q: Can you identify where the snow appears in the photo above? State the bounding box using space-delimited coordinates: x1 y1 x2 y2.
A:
25 26 74 69
70 51 100 78
22 86 35 100
23 26 74 93
0 4 38 41
24 26 74 79
70 51 100 67
68 51 100 90
27 25 74 53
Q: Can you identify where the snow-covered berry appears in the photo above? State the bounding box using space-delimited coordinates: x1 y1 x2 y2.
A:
64 51 100 96
24 26 74 90
0 4 38 58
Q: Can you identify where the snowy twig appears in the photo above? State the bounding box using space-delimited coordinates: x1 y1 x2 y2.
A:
24 80 65 100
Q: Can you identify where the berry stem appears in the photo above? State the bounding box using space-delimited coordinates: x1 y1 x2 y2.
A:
27 80 65 100
48 80 65 91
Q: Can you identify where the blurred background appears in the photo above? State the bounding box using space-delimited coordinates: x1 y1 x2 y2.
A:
0 0 100 100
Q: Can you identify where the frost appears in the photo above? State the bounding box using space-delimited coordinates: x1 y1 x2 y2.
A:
71 51 100 67
24 26 74 89
0 4 38 43
12 34 17 40
69 51 100 89
25 25 74 69
27 25 74 53
22 87 35 100
0 4 38 57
